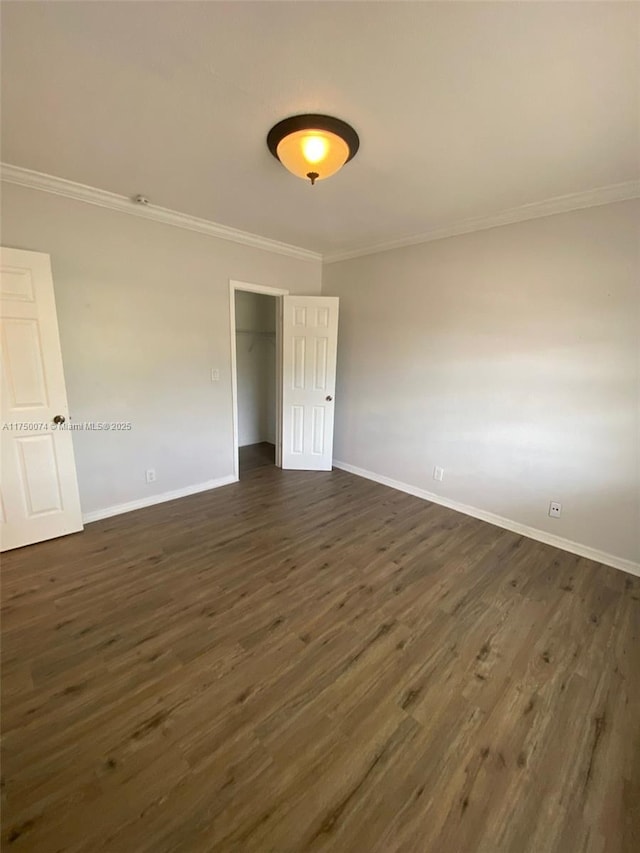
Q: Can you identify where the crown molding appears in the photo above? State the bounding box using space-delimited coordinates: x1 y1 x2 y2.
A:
3 163 638 265
323 179 640 264
0 163 322 263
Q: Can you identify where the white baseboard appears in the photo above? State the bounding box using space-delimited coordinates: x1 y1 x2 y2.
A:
82 475 238 524
333 460 640 578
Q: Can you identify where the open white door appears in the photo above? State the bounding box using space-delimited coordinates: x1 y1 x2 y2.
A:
1 248 83 551
281 296 339 471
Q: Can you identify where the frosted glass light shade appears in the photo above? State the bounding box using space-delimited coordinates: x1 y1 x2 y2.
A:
267 115 359 185
276 130 350 182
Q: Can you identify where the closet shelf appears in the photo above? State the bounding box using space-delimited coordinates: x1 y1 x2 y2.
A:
236 329 276 336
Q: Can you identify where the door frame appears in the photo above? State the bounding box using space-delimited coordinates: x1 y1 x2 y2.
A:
229 279 289 480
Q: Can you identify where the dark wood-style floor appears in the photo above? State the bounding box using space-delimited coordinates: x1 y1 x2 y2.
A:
1 466 639 852
239 441 275 475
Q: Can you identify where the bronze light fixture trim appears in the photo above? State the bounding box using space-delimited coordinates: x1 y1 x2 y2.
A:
267 114 360 185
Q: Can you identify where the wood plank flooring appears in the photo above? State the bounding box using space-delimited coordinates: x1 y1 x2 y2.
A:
239 442 276 475
1 466 639 852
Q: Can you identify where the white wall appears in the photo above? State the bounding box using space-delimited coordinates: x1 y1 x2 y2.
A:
235 290 276 446
1 183 321 516
323 200 640 567
3 182 637 567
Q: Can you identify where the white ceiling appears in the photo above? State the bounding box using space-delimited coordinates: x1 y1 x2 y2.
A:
2 1 639 257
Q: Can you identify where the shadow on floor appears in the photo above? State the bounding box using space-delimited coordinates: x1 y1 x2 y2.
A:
239 442 275 476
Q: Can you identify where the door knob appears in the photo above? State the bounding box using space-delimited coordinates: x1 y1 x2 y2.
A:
325 395 333 402
53 415 66 425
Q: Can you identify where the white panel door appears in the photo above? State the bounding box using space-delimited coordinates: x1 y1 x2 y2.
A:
282 296 339 471
1 248 83 551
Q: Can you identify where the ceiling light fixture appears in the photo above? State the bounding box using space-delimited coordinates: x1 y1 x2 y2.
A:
267 114 359 186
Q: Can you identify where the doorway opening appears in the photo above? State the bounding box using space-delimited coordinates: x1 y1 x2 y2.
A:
230 280 288 480
230 281 340 478
235 290 276 476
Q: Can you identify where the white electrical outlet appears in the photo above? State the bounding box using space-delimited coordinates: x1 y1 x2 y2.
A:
146 469 156 484
433 466 444 482
549 501 562 518
211 368 220 382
